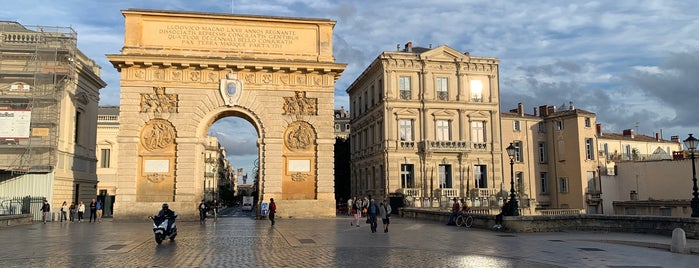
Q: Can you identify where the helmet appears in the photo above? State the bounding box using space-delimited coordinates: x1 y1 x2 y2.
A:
162 203 169 209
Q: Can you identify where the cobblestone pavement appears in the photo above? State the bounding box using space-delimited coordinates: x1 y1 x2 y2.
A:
1 214 698 267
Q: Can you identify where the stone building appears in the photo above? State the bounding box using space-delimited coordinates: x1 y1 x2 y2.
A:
0 22 106 211
502 102 600 214
334 106 350 140
96 106 119 216
346 42 503 206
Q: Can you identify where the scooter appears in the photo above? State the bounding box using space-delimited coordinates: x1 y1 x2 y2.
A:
150 215 177 244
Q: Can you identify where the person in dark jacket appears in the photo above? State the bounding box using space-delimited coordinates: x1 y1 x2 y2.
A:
41 199 51 224
269 198 277 226
367 199 380 233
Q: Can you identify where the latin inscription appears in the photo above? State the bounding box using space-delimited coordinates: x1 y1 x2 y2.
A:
156 23 301 49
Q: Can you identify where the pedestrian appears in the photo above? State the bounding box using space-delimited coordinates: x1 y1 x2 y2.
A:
69 202 76 222
367 199 380 233
41 199 50 224
351 197 362 227
95 199 103 223
269 198 276 226
77 201 85 222
346 197 353 216
447 197 459 225
380 199 392 233
212 199 219 222
198 200 207 224
60 201 68 222
89 199 97 223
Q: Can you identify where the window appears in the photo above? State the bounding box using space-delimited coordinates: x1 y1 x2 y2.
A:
603 143 609 157
358 96 363 114
538 122 546 133
471 121 486 143
585 117 591 127
585 138 595 160
436 77 448 100
475 165 487 188
74 110 83 144
538 142 547 163
346 124 351 130
587 171 597 193
371 85 375 106
513 121 521 131
555 120 564 130
516 172 524 194
513 141 522 162
470 80 483 102
540 172 548 194
364 91 369 110
400 164 414 188
659 207 672 216
559 177 569 193
436 120 450 141
334 124 340 131
399 119 413 141
439 164 452 188
399 76 411 100
100 149 111 168
624 144 632 160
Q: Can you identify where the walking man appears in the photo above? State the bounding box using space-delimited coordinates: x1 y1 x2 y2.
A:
89 199 97 223
269 198 276 226
198 200 207 224
380 199 392 233
95 199 103 223
367 199 380 233
41 199 50 224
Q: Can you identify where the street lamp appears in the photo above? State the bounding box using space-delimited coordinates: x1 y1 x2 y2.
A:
683 134 699 217
505 143 519 216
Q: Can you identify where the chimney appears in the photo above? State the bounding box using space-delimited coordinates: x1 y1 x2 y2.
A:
539 105 548 117
533 107 538 117
518 103 524 116
405 42 413 52
623 129 635 139
596 123 602 136
569 101 574 110
548 105 557 115
671 135 680 143
655 133 660 141
396 44 400 51
340 106 346 117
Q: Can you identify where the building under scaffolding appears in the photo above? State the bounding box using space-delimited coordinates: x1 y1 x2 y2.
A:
0 21 106 212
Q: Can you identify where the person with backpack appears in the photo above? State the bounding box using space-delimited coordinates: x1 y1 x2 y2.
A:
379 199 392 233
367 199 380 233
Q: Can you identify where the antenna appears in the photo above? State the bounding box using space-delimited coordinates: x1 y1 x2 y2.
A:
231 0 234 13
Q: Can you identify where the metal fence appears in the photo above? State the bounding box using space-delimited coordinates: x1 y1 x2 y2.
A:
0 196 46 221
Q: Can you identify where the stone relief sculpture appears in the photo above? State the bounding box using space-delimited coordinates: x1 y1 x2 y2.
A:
220 71 243 106
283 91 317 115
140 87 178 114
146 173 167 183
291 173 307 182
285 121 314 151
141 119 176 151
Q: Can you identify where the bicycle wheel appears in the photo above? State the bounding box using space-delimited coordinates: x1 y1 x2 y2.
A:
464 215 474 228
455 215 464 227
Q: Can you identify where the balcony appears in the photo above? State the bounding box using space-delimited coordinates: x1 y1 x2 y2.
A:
434 188 458 198
398 141 415 150
470 188 498 198
419 140 488 153
398 188 421 197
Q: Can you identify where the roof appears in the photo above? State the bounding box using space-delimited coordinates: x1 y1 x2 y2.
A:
98 106 120 115
598 132 678 144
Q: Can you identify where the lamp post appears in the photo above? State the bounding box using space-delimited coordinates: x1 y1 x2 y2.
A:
683 134 699 217
505 143 519 216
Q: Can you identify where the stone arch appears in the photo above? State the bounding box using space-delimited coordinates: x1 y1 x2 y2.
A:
108 10 345 220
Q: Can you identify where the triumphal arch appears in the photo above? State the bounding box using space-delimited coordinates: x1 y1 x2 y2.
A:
107 9 345 220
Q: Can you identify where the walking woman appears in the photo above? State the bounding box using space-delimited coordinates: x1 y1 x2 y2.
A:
60 201 68 222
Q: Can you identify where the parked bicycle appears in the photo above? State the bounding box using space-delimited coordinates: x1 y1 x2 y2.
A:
455 211 473 228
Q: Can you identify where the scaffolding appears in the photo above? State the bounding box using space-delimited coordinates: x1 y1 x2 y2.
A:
0 22 77 174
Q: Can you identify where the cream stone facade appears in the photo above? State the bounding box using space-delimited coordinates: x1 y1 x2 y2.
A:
0 22 105 212
107 9 345 220
347 43 503 206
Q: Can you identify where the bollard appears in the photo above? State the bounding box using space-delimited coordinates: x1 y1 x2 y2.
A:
670 228 688 254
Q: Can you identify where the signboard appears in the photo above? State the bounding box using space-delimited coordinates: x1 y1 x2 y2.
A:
288 159 310 172
0 110 31 139
10 82 30 92
144 159 170 172
261 202 269 217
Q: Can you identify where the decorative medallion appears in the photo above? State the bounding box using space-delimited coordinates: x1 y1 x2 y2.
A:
291 173 307 182
141 119 176 151
146 173 167 183
220 71 243 107
284 121 314 151
283 91 317 115
140 87 178 114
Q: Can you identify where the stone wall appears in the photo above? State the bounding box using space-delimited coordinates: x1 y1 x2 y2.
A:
0 214 33 228
400 208 699 238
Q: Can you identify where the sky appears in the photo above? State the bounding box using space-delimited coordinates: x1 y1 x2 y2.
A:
3 1 698 182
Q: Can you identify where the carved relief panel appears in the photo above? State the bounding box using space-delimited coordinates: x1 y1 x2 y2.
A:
282 121 317 199
137 119 177 202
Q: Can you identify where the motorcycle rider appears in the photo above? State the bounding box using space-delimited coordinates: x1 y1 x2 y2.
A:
155 203 177 234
